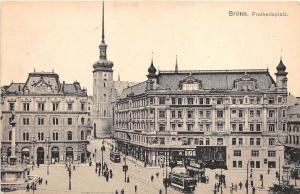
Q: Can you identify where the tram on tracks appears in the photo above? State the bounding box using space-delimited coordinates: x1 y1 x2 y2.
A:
168 172 197 193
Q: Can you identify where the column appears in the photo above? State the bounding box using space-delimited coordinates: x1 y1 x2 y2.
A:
166 108 170 131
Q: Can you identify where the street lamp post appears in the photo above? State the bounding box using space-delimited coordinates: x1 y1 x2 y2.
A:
123 155 128 182
68 164 71 190
101 143 105 175
46 136 50 175
94 148 97 165
31 137 36 166
246 160 249 194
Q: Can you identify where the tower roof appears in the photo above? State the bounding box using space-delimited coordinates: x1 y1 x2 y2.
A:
275 58 287 76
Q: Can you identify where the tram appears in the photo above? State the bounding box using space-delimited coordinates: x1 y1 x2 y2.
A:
110 151 121 163
168 172 197 193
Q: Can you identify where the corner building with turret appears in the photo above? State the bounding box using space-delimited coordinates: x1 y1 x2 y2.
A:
113 58 288 170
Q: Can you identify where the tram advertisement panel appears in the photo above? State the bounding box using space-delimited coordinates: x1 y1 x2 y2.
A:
196 146 227 169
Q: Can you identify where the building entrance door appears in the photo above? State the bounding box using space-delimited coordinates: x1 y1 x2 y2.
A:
37 147 45 164
21 147 30 163
66 147 73 162
51 147 59 164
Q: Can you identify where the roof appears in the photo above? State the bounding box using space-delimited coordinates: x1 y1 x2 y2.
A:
113 81 138 97
119 69 276 99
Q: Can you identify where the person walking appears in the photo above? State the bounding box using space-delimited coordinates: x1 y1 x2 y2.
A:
151 175 154 182
127 176 130 183
134 185 137 193
45 180 48 185
110 169 113 178
115 190 118 194
159 189 162 194
252 187 256 194
121 188 124 194
239 181 242 189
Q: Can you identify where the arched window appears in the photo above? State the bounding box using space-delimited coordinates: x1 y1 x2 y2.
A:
103 82 106 88
104 94 107 102
81 118 85 125
81 131 84 140
8 131 12 141
67 131 72 140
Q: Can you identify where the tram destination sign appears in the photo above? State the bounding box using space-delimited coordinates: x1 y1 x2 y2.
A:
196 146 227 169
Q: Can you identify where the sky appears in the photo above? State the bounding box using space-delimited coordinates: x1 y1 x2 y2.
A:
1 1 300 96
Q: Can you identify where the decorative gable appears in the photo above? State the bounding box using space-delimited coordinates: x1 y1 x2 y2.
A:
179 73 202 91
233 73 257 91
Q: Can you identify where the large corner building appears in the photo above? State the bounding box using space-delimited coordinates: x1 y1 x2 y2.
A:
113 58 288 170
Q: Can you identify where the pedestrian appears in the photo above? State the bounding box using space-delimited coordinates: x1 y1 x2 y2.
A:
235 184 237 191
127 176 130 183
115 190 118 194
106 174 109 182
26 184 30 191
98 168 101 176
110 169 113 178
159 189 162 194
37 163 40 168
73 165 75 171
121 188 124 194
134 185 137 193
239 181 242 189
45 180 48 185
207 176 209 184
251 180 253 187
95 167 98 174
268 168 270 175
151 175 154 182
156 172 159 178
252 187 256 194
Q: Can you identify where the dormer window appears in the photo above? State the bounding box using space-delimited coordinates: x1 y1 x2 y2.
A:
233 73 257 91
179 73 202 91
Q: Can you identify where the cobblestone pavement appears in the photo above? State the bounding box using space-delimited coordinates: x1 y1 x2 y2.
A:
8 139 299 194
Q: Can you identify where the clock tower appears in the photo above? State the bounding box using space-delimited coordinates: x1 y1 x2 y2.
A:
92 1 114 138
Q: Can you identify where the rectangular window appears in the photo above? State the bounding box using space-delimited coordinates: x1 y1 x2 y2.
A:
256 110 261 117
23 118 29 125
171 111 176 118
282 124 286 132
256 124 261 131
217 98 223 104
53 132 59 141
199 111 204 118
233 150 241 156
159 124 165 132
172 98 176 105
52 103 59 111
159 97 165 105
206 98 210 105
239 124 243 131
238 110 243 118
199 139 203 145
249 110 254 117
217 138 223 145
178 98 182 105
159 110 165 118
251 150 259 157
268 97 275 104
217 110 223 118
171 124 176 130
206 111 211 118
68 118 72 125
187 97 194 105
187 124 193 131
38 118 44 125
269 110 275 118
232 98 236 104
23 103 30 111
268 151 276 157
9 103 15 111
238 138 243 145
81 103 85 111
250 124 254 131
217 124 223 131
187 110 194 118
67 103 73 111
206 124 210 131
256 161 260 168
232 124 236 131
238 161 242 168
269 138 275 145
233 161 237 168
256 138 261 145
52 118 58 125
250 161 255 168
177 111 182 118
38 103 45 111
232 138 236 145
206 138 210 145
199 98 204 105
250 138 254 145
269 124 275 132
282 110 286 117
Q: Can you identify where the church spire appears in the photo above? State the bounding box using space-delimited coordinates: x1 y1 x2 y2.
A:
99 1 107 60
101 1 105 44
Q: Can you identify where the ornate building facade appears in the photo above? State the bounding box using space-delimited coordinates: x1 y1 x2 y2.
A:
113 58 288 170
1 71 90 164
